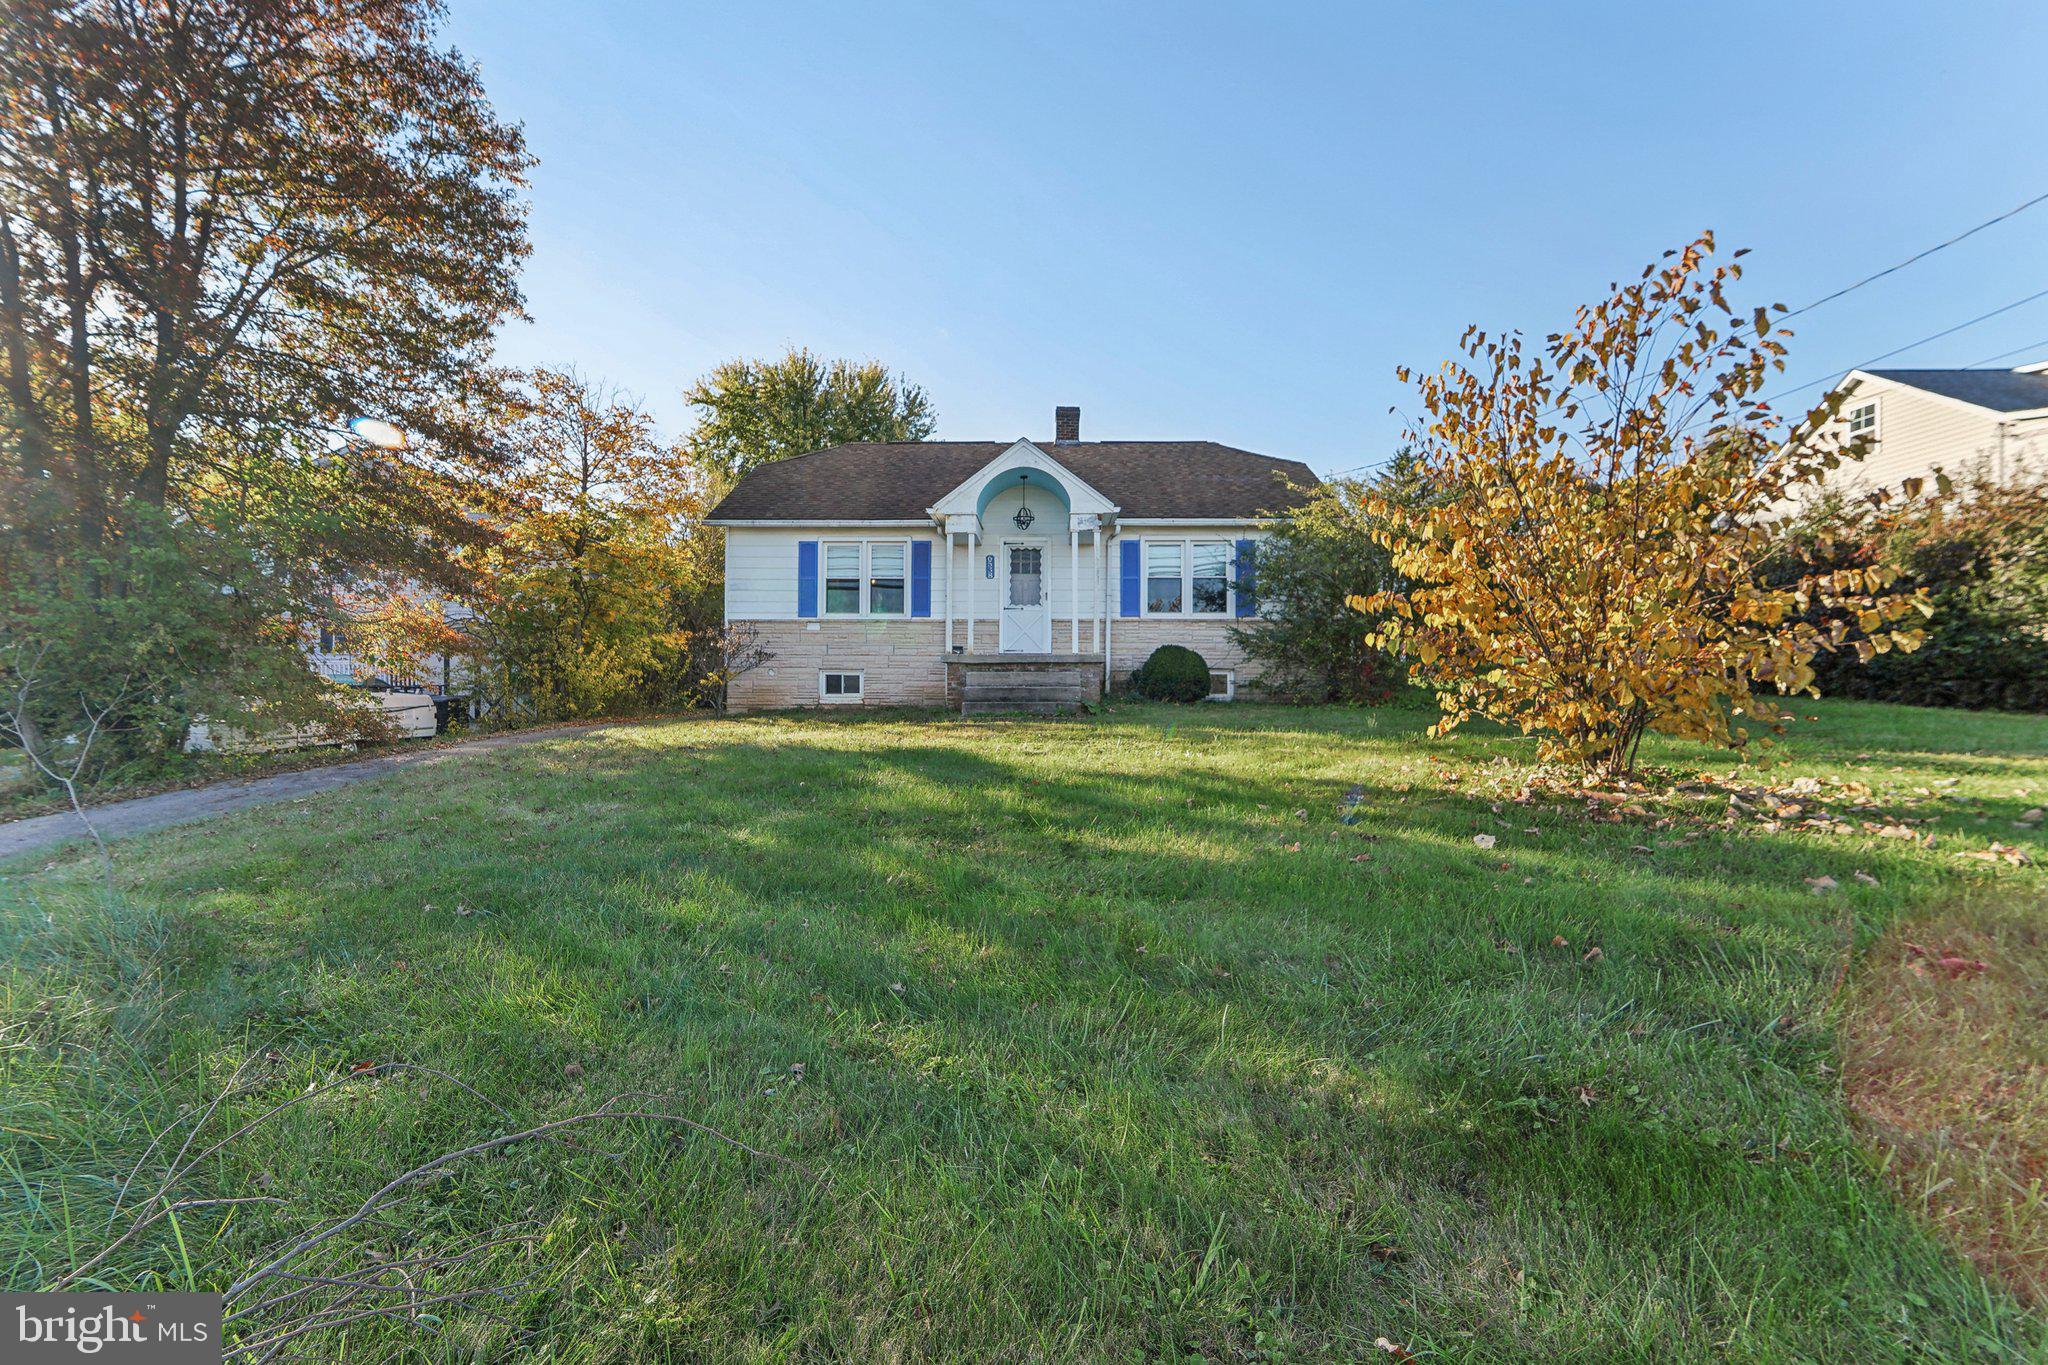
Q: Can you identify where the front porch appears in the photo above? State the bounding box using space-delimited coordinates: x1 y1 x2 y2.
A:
946 652 1104 716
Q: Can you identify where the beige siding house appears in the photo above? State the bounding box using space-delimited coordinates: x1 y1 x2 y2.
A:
705 407 1316 713
1799 364 2048 504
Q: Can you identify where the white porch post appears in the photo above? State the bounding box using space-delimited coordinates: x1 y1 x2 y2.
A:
966 528 977 653
944 529 954 654
1094 530 1104 652
1070 524 1080 653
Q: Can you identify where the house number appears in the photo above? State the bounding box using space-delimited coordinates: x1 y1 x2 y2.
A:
984 555 995 579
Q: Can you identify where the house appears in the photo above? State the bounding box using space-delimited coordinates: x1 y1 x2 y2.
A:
704 406 1317 712
1799 364 2048 503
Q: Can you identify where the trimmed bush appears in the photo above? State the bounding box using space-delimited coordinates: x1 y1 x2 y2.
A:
1777 477 2048 713
1129 645 1211 702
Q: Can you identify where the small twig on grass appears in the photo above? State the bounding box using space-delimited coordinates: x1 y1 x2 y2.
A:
59 1057 820 1361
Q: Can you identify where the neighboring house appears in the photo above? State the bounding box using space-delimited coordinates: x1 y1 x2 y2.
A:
302 595 481 736
1798 363 2048 504
705 406 1317 712
306 599 476 700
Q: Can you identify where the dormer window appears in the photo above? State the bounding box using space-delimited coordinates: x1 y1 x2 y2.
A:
1846 399 1879 442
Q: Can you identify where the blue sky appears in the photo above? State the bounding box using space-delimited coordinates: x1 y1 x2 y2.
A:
447 2 2048 476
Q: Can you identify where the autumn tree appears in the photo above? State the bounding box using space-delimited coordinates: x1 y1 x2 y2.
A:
0 0 529 770
466 369 710 720
1360 234 1928 777
684 347 935 479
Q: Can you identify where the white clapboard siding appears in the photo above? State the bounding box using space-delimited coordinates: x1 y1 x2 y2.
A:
1812 377 2048 498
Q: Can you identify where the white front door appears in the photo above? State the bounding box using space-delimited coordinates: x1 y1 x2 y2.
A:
999 540 1050 652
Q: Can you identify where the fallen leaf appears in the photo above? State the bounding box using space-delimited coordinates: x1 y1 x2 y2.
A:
563 1061 583 1079
1472 834 1497 849
1582 945 1603 962
1851 870 1879 886
1551 935 1569 948
1804 875 1838 894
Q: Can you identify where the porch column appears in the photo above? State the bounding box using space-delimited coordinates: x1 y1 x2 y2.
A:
1070 525 1080 653
944 530 954 653
966 529 977 653
1094 530 1103 652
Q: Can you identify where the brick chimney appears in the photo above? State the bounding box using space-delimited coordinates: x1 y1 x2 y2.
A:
1054 405 1080 442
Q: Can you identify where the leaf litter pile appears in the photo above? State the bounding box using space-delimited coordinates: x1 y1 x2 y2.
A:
1426 759 2040 867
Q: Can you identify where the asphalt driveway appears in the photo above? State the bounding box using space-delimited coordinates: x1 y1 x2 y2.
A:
0 723 618 861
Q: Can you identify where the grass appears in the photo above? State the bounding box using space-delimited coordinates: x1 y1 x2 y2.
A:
1843 893 2048 1308
1 696 2044 1360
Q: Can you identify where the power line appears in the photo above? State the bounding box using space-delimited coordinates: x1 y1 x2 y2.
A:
1350 191 2048 466
1759 284 2048 404
1964 334 2048 368
1782 188 2048 319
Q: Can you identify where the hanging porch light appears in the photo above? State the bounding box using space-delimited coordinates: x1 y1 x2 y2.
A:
1012 472 1035 530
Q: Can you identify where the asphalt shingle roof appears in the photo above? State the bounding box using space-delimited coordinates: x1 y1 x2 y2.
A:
705 441 1319 522
1864 368 2048 414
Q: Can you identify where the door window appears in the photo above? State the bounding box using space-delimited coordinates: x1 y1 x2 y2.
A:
1008 547 1043 607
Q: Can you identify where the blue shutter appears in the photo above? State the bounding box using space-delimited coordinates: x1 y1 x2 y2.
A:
1119 539 1141 617
910 539 932 617
796 540 819 618
1234 538 1258 618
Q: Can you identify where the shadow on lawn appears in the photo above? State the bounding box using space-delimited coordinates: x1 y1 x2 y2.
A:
13 707 2045 1359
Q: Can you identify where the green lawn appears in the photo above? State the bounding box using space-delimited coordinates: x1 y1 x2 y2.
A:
4 698 2045 1360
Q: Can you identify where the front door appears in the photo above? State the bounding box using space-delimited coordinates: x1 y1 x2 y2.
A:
999 540 1050 652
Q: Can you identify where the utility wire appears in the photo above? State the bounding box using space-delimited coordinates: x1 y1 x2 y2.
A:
1343 190 2048 470
1964 334 2048 368
1759 284 2048 404
1781 188 2048 319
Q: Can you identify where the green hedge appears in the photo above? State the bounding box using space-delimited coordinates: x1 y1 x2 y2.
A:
1129 645 1211 702
1784 479 2048 713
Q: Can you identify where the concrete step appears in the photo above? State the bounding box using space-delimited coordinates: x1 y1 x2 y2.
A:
962 681 1091 698
961 699 1078 717
962 669 1096 685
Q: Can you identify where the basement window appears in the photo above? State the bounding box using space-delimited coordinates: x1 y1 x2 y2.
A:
819 671 863 703
1206 670 1235 701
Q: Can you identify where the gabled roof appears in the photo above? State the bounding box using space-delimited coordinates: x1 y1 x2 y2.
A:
706 441 1318 523
1861 368 2048 415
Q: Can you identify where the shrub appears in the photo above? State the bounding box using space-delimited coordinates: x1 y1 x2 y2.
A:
1228 459 1423 703
1780 478 2048 712
1129 645 1211 702
1363 233 1927 777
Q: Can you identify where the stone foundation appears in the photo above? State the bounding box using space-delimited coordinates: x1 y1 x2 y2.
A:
725 617 1267 710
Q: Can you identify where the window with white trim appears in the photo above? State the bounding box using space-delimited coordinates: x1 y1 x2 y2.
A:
820 540 911 617
1142 538 1235 616
1206 670 1235 701
1846 400 1879 442
869 541 907 615
1190 542 1230 615
823 543 862 615
819 671 863 702
1145 542 1183 613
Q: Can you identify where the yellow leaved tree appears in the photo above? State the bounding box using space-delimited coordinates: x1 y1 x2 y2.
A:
1357 234 1929 778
